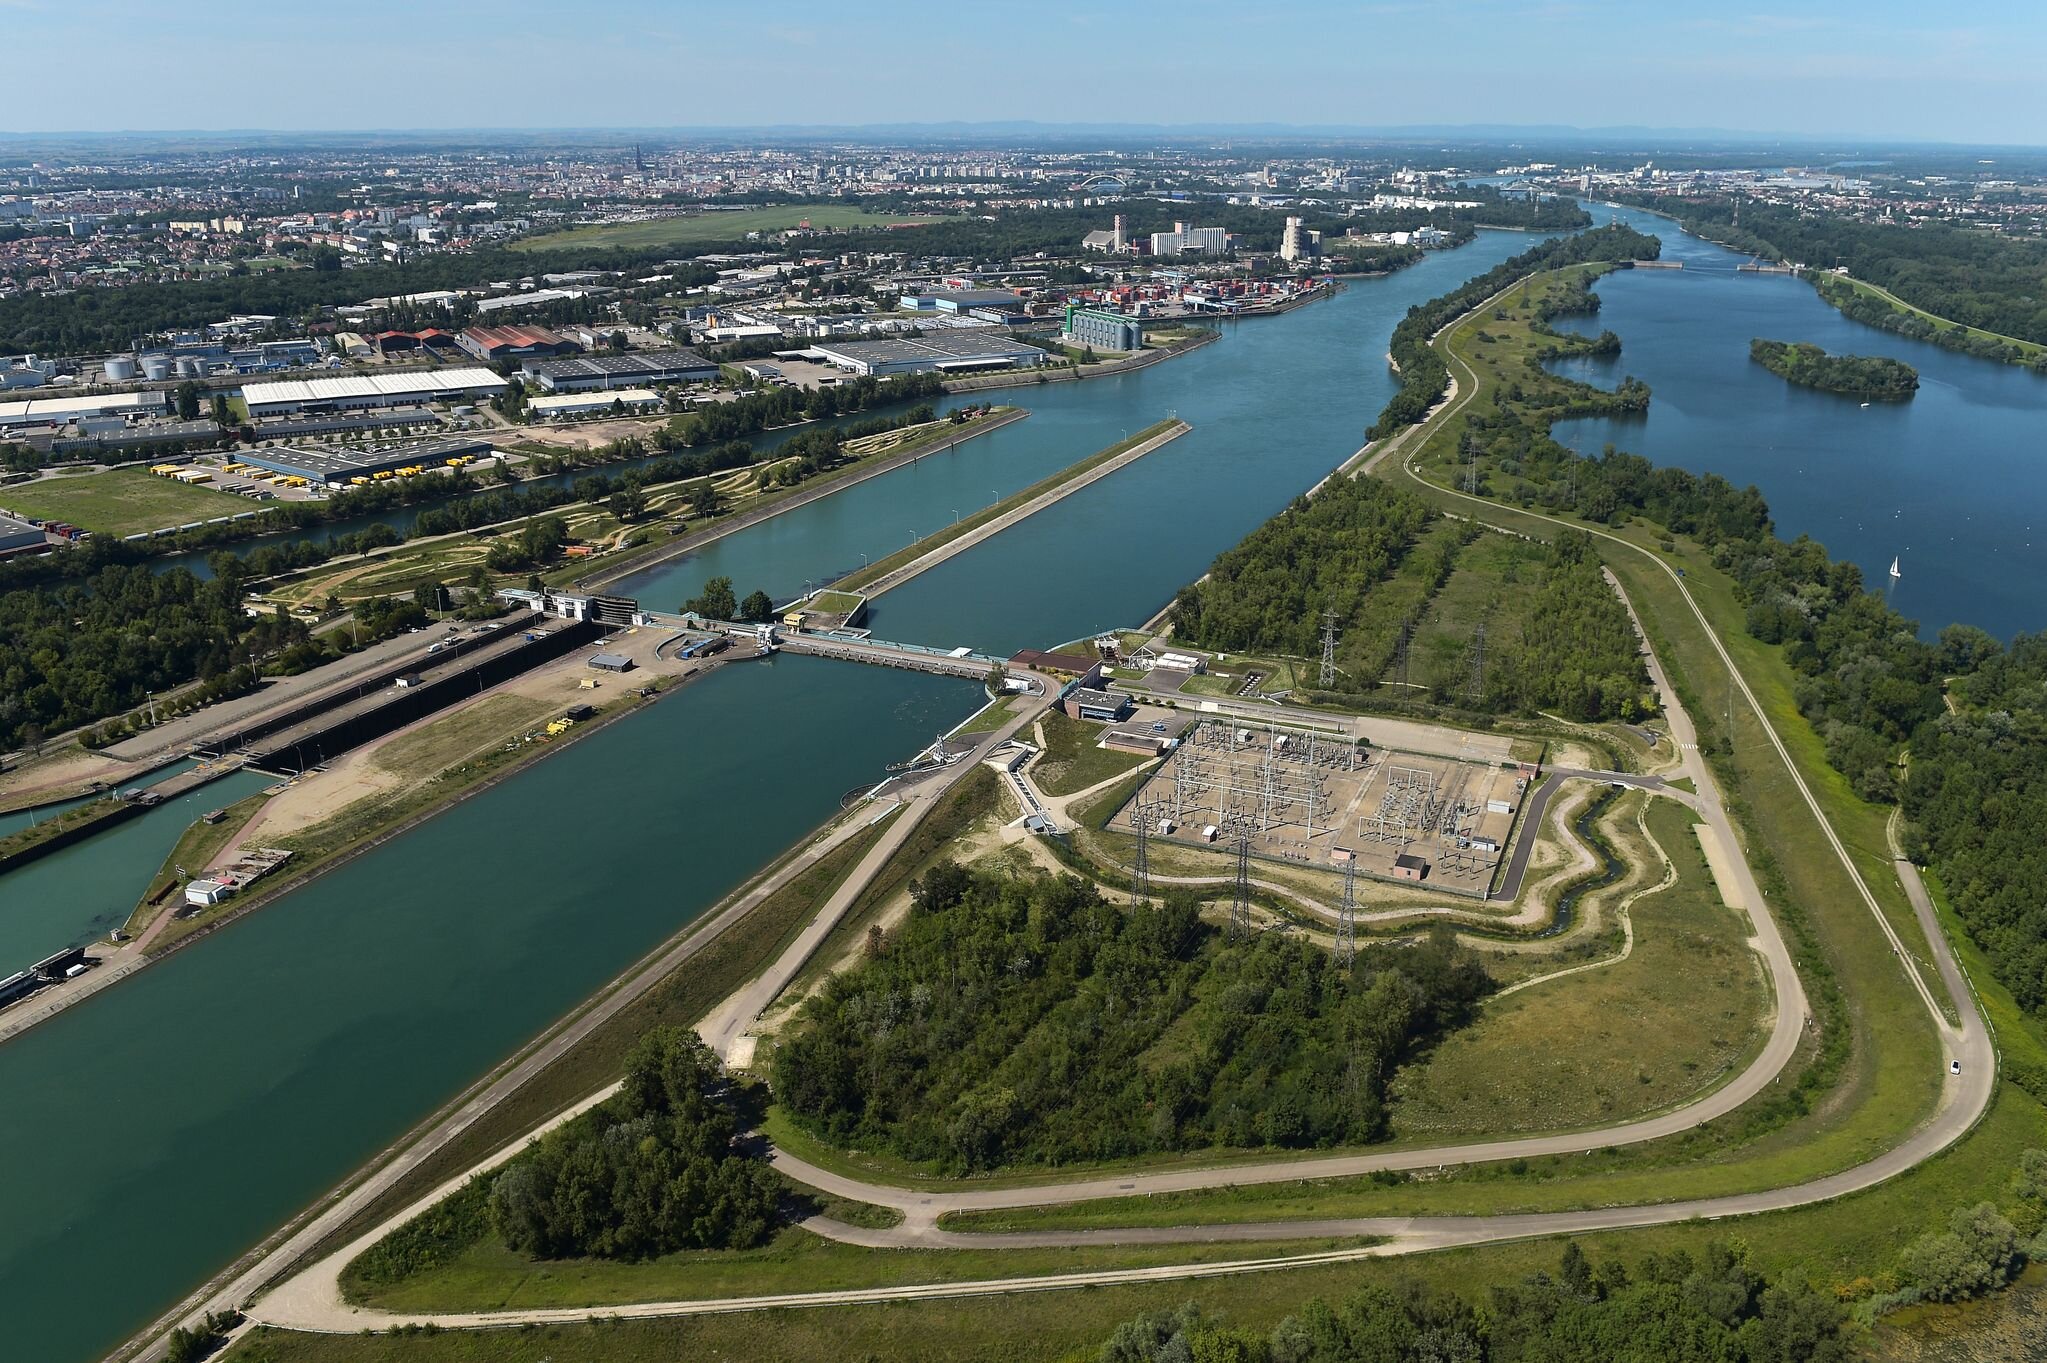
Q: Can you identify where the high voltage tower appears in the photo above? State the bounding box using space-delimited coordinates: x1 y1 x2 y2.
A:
1130 796 1152 906
1391 618 1413 689
1468 621 1487 701
1319 609 1341 688
1336 854 1358 967
1229 830 1253 941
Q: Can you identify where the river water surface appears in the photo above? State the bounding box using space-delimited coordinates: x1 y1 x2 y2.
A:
9 209 2046 1363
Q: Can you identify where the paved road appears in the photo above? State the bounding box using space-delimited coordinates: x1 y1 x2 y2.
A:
222 283 1993 1345
241 563 1825 1336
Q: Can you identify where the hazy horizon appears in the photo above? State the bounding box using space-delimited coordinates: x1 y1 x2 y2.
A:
5 0 2044 144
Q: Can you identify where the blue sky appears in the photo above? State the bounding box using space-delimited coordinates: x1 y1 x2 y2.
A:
5 0 2044 143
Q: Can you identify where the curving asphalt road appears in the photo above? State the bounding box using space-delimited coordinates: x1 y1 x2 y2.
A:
229 279 1993 1345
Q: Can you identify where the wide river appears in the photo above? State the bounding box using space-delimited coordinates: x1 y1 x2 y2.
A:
6 206 2042 1363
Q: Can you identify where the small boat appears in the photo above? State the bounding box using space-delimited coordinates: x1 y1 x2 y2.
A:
1889 556 1902 583
1860 402 1871 408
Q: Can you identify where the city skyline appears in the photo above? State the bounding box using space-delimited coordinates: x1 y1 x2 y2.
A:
4 0 2045 145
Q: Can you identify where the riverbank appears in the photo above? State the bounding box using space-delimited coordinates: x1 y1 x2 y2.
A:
942 328 1219 393
575 406 1030 595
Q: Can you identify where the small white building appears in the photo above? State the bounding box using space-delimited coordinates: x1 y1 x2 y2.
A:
527 388 663 420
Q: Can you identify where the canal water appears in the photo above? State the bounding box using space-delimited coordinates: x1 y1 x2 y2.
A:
14 201 2047 1362
1554 201 2047 640
0 766 277 977
0 233 1544 1363
0 658 970 1363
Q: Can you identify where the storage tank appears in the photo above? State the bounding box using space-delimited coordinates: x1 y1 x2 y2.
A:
103 356 139 382
141 355 172 381
174 357 203 378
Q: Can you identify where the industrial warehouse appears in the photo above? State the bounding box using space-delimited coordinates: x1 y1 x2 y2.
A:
522 349 718 391
0 389 170 430
800 332 1046 378
236 435 494 486
238 368 509 417
527 388 664 419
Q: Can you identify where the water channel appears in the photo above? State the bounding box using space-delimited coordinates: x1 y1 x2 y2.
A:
9 205 2045 1362
1557 201 2047 640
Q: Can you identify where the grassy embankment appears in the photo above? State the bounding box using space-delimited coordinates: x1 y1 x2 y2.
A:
0 466 248 537
907 263 2020 1238
1818 273 2047 366
123 792 271 942
221 261 2047 1363
829 417 1185 597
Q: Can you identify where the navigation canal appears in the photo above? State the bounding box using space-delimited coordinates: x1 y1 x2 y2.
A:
0 231 1543 1363
1555 201 2047 640
15 198 2042 1362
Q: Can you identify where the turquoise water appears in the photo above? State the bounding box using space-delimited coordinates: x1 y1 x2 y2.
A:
17 204 2047 1363
0 658 970 1363
0 766 276 976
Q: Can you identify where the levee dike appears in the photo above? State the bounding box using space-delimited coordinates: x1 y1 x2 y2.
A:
577 407 1030 594
833 418 1193 602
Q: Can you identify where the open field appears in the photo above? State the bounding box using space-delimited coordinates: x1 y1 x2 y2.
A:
1389 795 1770 1136
1029 710 1152 796
0 466 248 536
508 206 946 255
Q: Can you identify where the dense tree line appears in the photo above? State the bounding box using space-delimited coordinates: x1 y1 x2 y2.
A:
773 863 1492 1173
1628 194 2047 364
1091 1241 1854 1363
1372 224 1662 440
487 1029 783 1259
0 563 305 751
1171 477 1438 656
1375 239 2047 1024
1718 536 1945 803
1170 481 1646 721
1903 632 2047 1012
1749 338 1918 398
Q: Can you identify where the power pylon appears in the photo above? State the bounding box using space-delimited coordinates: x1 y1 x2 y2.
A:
1336 855 1358 967
1229 833 1253 942
1319 609 1340 689
1130 799 1152 906
1468 622 1486 702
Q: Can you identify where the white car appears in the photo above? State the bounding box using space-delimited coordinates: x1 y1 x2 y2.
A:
1949 1059 1962 1076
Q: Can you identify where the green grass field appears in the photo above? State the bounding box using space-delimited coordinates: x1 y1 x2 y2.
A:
1390 796 1769 1136
509 206 946 255
1030 710 1152 796
1 467 247 537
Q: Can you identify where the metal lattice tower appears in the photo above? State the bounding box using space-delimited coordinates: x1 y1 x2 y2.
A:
1468 622 1486 702
1337 855 1358 967
1229 831 1253 941
1319 609 1340 689
1130 798 1152 906
1393 619 1412 689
